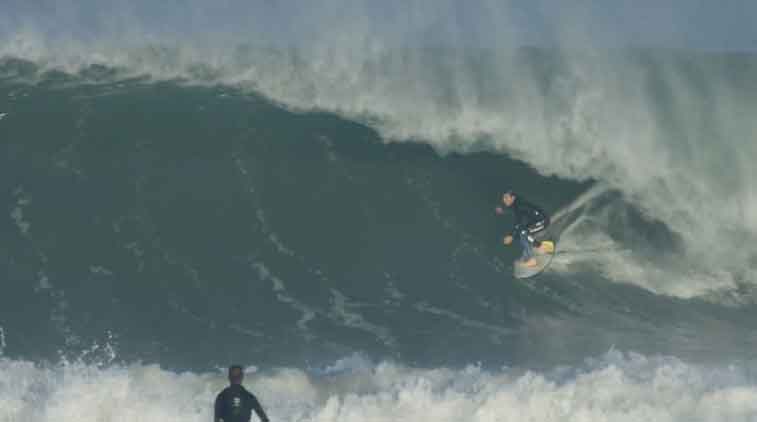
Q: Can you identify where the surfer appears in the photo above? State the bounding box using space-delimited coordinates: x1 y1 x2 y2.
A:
215 365 271 422
496 190 554 267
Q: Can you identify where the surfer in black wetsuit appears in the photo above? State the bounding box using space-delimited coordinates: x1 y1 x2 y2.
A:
215 365 270 422
496 190 554 267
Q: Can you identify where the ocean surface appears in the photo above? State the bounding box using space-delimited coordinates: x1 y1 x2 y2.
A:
3 28 757 421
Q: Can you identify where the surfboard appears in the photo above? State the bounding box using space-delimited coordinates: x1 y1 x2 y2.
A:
513 240 555 279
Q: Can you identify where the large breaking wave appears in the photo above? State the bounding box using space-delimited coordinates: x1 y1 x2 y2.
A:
4 1 757 299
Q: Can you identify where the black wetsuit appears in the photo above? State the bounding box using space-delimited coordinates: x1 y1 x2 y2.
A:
214 384 269 422
506 195 550 239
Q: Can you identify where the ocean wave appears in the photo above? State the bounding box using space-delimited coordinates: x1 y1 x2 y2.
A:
3 35 756 299
2 350 757 422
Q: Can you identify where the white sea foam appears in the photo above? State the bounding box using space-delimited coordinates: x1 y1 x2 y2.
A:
0 327 6 355
329 289 397 349
2 350 757 422
414 302 513 345
251 261 316 334
10 187 31 237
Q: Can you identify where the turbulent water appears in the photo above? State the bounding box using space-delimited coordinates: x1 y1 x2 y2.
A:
3 3 757 420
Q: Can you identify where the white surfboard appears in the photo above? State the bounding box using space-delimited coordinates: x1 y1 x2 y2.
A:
513 240 555 279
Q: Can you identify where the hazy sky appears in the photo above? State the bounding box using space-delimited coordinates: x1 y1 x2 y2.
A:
526 1 757 51
1 0 756 51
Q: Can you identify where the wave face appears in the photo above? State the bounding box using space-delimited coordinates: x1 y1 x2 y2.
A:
3 1 757 298
3 59 757 370
3 3 757 421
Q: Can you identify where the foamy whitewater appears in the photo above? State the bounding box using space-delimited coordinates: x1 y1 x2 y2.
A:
4 351 757 422
2 1 757 421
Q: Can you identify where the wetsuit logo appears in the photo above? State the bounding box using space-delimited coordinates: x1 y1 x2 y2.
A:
232 396 241 415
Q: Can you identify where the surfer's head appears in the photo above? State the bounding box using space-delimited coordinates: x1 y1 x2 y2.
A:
228 365 244 385
502 191 516 207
